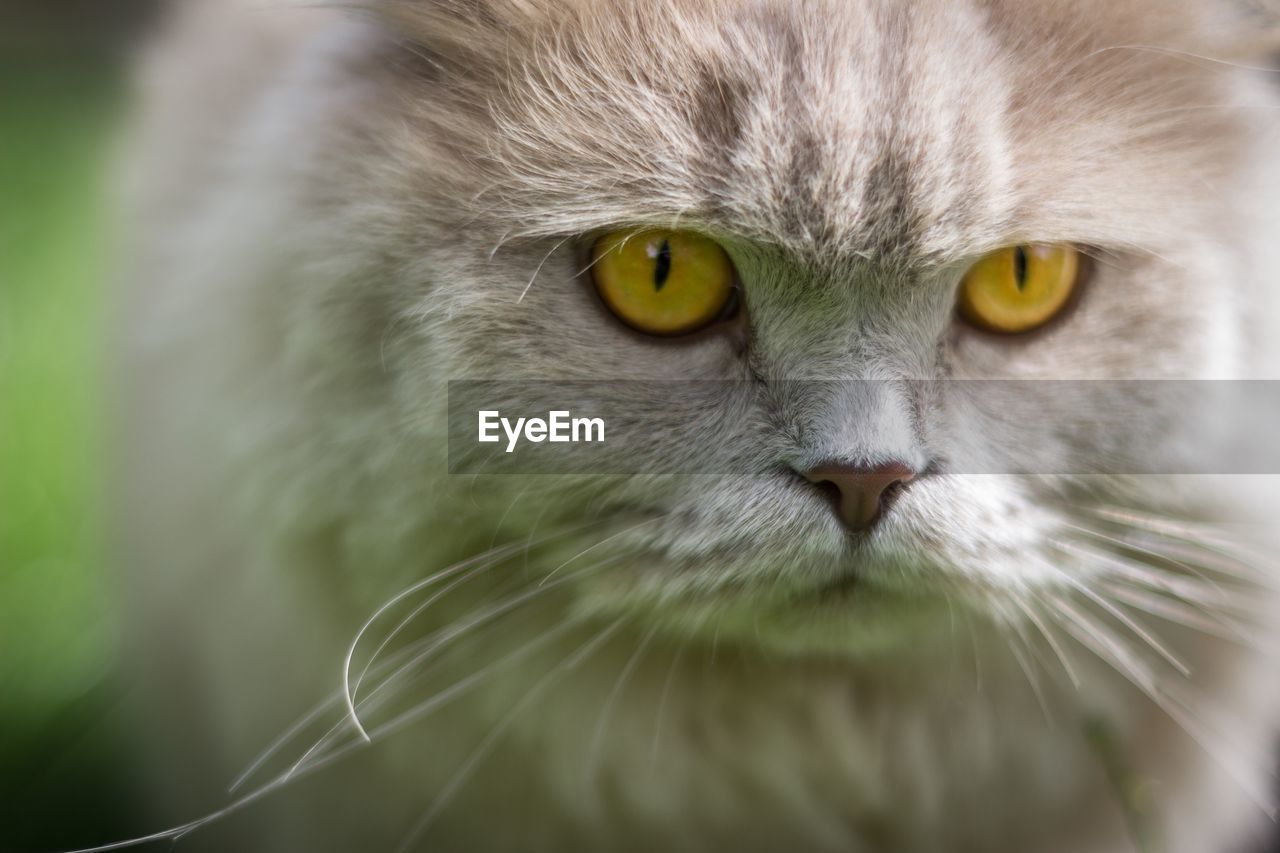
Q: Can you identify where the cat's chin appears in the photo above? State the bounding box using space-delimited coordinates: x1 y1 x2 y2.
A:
570 553 970 659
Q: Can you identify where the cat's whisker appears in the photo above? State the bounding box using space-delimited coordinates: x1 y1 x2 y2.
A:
1127 102 1280 122
351 508 580 701
1098 581 1254 644
486 227 515 261
488 481 538 550
1130 534 1279 592
341 539 537 741
584 622 660 789
572 240 616 279
325 548 618 769
377 311 414 376
1061 519 1248 591
1046 594 1276 816
355 558 621 715
1066 531 1254 605
1000 581 1088 704
960 606 985 697
1011 593 1082 689
538 514 663 587
286 604 520 785
1097 43 1280 77
361 619 578 740
516 234 573 303
1150 684 1279 816
649 634 690 773
1053 533 1264 626
1155 535 1273 577
1020 40 1151 117
394 618 628 852
233 573 532 795
342 520 608 741
77 614 596 853
228 689 355 795
1073 514 1280 635
350 556 502 711
1084 504 1272 571
1050 595 1168 703
996 601 1056 728
368 544 629 695
943 592 962 689
1049 541 1191 677
338 548 627 763
518 480 622 572
214 542 647 843
294 614 586 784
1103 558 1263 626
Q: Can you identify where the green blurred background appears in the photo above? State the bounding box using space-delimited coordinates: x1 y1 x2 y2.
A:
2 1 156 849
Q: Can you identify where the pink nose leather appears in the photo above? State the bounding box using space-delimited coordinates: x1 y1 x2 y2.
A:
804 461 916 532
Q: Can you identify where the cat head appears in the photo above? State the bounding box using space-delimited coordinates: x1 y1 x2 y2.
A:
306 0 1280 651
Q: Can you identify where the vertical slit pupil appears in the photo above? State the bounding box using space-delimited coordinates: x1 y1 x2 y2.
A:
1013 246 1028 292
653 239 672 292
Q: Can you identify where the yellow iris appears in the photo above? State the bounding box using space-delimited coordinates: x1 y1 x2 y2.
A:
959 244 1080 334
591 229 736 336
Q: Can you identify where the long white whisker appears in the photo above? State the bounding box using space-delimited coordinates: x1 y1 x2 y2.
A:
1063 520 1263 600
584 622 659 787
345 618 583 755
394 619 627 852
1091 549 1261 617
297 555 626 779
649 636 688 772
487 482 536 550
228 693 336 794
1002 608 1055 728
1048 596 1276 816
1053 534 1262 640
1099 581 1254 644
1050 541 1191 677
516 235 572 303
352 558 498 708
341 541 534 742
538 515 662 587
1053 596 1162 695
343 520 605 741
235 579 537 795
1097 43 1280 77
1064 520 1233 584
81 619 594 853
1012 594 1081 689
1085 506 1272 578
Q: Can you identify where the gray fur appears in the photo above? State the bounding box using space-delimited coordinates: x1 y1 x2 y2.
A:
116 1 1280 851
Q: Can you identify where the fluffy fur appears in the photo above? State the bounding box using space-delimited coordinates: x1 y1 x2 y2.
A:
116 1 1280 851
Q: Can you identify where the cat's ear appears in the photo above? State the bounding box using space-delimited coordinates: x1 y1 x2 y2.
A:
356 0 583 62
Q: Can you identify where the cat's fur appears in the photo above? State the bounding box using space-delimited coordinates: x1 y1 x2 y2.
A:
117 0 1280 851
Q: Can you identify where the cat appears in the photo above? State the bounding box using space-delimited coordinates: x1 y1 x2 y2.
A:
113 0 1280 851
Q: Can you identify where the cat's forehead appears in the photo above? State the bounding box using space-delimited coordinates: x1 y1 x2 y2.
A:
407 0 1244 264
676 0 1015 262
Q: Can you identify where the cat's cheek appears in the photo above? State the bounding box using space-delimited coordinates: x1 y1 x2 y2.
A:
869 473 1064 585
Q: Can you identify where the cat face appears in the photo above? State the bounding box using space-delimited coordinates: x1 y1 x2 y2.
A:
338 0 1280 650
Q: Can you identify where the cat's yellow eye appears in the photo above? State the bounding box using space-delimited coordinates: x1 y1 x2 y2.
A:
591 229 736 336
959 244 1080 334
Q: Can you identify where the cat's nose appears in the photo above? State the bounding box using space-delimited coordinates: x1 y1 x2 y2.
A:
803 461 916 533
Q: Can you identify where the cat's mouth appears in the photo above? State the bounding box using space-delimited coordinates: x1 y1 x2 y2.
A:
810 564 865 600
570 540 961 657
